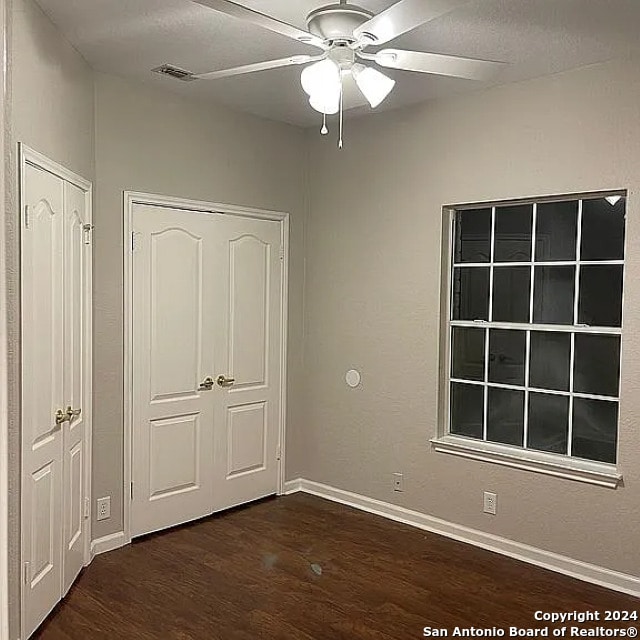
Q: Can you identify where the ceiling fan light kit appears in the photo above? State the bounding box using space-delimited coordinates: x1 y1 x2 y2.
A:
301 58 341 114
188 0 506 147
351 64 396 108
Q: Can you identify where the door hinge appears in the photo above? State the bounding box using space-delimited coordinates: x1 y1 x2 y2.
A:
279 245 284 261
83 223 93 245
23 561 30 585
83 497 90 520
131 231 136 252
23 204 30 229
130 482 134 500
276 445 282 461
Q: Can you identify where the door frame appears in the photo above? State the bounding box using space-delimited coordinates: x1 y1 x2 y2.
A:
18 144 94 619
123 191 290 544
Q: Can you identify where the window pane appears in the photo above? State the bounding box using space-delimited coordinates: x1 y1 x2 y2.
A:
494 205 532 262
452 267 489 321
450 382 483 439
572 398 618 464
487 387 524 446
535 201 578 261
492 267 530 322
527 392 569 454
454 209 492 263
578 265 623 328
574 334 620 397
488 329 526 385
529 331 571 392
581 197 625 261
451 327 485 381
533 266 575 324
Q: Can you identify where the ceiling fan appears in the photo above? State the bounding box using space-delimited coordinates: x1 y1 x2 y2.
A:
189 0 504 146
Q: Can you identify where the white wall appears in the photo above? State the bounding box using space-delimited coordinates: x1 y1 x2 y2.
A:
92 73 308 539
11 0 94 177
303 58 640 577
0 0 9 635
7 0 95 636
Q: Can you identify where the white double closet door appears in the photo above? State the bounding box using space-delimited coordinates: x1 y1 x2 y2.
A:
21 158 91 639
131 204 283 537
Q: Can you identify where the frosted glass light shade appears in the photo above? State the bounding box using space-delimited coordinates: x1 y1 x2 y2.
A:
309 89 340 114
352 64 395 108
301 59 341 96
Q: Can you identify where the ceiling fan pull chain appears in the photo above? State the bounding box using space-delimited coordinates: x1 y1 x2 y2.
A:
338 73 344 149
321 111 328 135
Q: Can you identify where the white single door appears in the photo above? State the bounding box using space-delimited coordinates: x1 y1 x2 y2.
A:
211 216 282 512
61 181 89 595
131 205 283 536
131 205 217 537
21 165 65 638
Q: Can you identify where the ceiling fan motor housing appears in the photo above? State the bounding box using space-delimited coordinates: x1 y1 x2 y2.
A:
306 3 373 44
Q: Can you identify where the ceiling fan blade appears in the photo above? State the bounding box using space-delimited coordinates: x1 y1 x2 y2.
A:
195 55 320 80
354 0 470 46
373 49 504 81
192 0 326 49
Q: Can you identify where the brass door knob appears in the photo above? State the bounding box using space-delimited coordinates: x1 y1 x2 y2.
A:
199 376 214 391
55 409 68 425
66 406 82 421
216 375 235 387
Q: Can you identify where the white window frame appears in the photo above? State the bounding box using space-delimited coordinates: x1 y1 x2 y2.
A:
432 192 626 489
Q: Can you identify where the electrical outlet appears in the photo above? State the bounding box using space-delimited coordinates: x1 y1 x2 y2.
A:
393 472 404 492
96 496 111 521
483 491 497 515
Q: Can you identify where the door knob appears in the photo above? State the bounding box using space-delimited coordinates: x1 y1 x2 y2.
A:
199 376 214 391
66 406 82 421
55 409 68 425
216 375 235 387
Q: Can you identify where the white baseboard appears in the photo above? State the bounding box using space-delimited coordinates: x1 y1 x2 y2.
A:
90 531 127 558
283 478 302 494
284 478 640 598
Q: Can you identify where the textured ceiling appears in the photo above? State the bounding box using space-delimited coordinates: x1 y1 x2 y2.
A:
34 0 640 127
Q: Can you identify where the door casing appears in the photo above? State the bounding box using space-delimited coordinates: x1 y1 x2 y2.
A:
122 191 289 544
19 144 93 638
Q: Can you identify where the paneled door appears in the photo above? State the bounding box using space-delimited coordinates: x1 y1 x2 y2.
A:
21 164 65 639
131 204 283 537
211 216 282 512
61 181 89 595
21 155 92 639
131 206 217 536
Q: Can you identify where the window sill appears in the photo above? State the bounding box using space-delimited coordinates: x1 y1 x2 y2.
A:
430 436 622 489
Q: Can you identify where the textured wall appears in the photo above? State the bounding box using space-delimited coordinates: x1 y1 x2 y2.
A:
8 0 95 636
303 58 640 577
92 73 308 539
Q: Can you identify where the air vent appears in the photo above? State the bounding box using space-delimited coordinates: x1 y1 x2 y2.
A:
152 64 197 82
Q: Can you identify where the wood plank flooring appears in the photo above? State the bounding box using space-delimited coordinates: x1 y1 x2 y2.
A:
33 493 638 639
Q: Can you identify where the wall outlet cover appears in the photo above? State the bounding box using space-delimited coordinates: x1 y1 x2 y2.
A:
97 496 111 521
393 472 404 492
483 491 497 515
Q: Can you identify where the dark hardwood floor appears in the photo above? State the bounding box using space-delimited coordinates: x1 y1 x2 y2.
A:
33 493 638 639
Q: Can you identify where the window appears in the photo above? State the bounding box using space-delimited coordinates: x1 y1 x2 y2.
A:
436 194 626 484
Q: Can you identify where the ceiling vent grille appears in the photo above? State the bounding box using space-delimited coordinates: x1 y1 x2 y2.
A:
152 64 197 81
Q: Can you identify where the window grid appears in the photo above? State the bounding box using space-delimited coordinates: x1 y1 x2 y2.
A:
449 378 619 402
482 207 496 440
566 200 583 456
452 260 623 268
450 320 621 335
448 195 624 463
